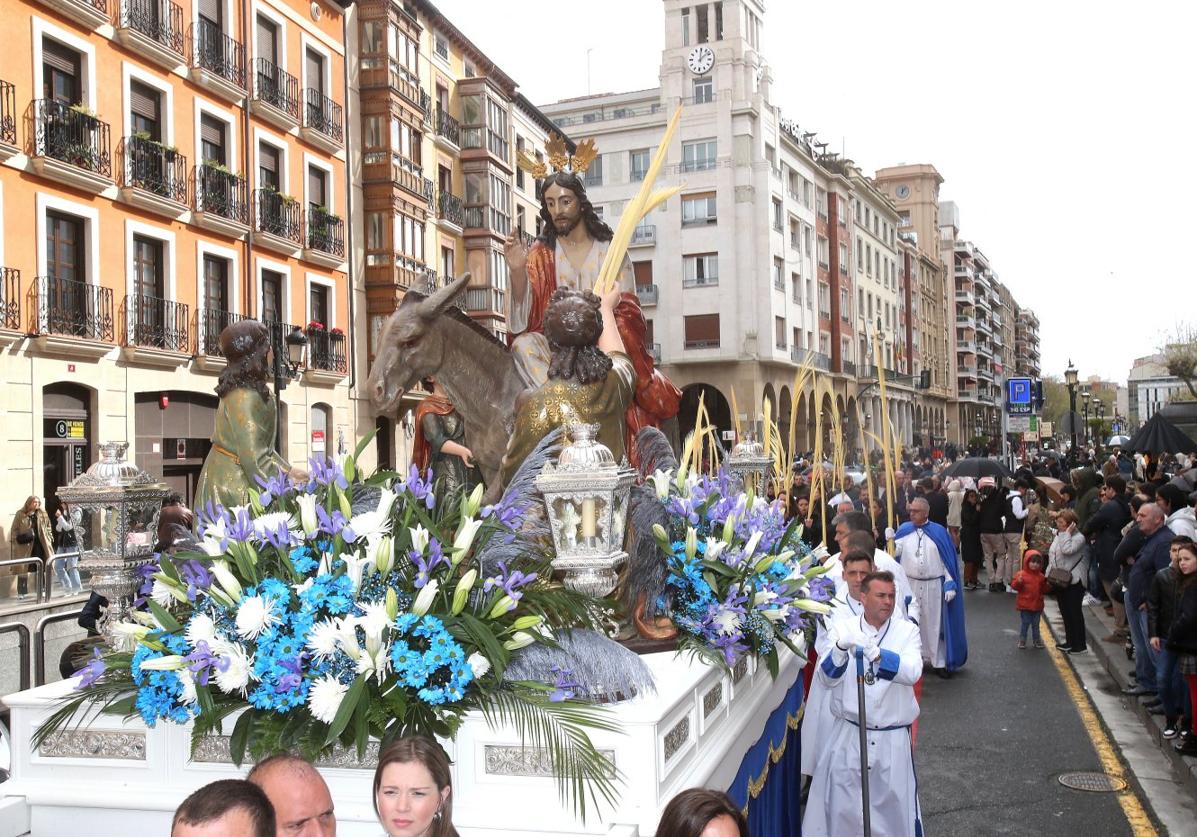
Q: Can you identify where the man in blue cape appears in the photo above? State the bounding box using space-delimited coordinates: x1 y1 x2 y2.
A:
894 496 968 676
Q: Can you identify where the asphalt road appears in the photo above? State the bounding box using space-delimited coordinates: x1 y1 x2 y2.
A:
914 587 1138 836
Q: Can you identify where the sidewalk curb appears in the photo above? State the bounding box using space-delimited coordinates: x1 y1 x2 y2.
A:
1079 599 1197 793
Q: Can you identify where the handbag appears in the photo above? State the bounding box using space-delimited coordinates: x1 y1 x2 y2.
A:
15 530 33 545
1047 555 1083 591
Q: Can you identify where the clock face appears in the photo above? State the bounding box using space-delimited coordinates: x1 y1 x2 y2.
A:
687 46 715 75
895 184 911 200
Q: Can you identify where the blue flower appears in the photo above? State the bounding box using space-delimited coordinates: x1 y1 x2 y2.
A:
75 649 106 689
290 545 318 574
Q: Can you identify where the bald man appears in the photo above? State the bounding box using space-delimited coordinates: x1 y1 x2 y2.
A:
248 754 337 837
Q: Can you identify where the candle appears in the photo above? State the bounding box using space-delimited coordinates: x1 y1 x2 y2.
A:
581 498 597 540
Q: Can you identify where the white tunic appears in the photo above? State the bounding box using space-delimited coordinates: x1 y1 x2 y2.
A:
804 615 924 837
821 548 922 625
895 527 947 667
801 592 864 777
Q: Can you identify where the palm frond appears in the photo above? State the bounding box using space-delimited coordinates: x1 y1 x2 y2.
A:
480 683 624 822
32 673 139 752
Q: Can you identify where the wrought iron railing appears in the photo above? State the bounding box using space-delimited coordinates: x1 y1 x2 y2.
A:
254 189 302 243
631 224 656 245
307 327 346 373
463 286 504 314
253 57 299 119
306 208 345 257
126 292 190 352
635 284 658 305
198 307 245 355
120 0 185 56
304 89 343 143
437 191 464 226
0 81 15 146
122 136 187 202
1 267 20 330
36 275 113 341
31 100 112 177
434 107 460 145
194 163 248 223
190 19 245 89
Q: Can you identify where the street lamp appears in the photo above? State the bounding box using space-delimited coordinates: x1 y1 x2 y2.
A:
273 324 308 451
1097 400 1106 449
1064 360 1079 460
1081 388 1092 449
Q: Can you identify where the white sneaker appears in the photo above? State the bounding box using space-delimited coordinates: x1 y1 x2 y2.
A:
1005 585 1016 594
1082 594 1100 606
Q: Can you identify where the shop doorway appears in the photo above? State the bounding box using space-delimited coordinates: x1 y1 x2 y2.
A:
42 383 93 517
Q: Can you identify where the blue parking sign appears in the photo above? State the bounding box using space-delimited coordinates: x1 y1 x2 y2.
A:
1006 378 1033 414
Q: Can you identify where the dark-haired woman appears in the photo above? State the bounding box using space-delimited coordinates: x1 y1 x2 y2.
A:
657 788 749 837
373 737 458 837
195 320 305 514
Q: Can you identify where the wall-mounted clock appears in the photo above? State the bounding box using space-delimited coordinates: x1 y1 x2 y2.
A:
687 45 715 75
895 184 911 200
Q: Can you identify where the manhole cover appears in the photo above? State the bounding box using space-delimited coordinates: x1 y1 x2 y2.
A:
1058 771 1127 792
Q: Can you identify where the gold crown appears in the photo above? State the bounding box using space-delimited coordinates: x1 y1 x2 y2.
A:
516 134 599 180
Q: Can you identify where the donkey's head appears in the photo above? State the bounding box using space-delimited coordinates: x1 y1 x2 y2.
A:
367 273 472 415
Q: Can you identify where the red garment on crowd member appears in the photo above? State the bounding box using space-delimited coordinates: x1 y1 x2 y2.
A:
411 393 457 474
516 243 681 463
1011 550 1052 612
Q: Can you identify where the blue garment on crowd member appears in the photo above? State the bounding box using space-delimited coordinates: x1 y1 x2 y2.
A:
1127 526 1174 611
893 519 968 671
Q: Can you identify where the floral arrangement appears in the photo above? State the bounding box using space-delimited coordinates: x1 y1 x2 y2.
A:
37 436 620 817
330 327 344 336
648 460 834 677
306 320 326 331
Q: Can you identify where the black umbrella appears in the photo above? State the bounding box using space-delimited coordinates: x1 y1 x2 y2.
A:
1126 413 1197 455
940 457 1013 480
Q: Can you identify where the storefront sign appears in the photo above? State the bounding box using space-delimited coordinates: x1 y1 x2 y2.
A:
51 419 86 439
311 430 326 453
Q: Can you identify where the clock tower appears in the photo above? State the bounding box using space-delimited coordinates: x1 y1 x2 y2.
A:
659 0 770 108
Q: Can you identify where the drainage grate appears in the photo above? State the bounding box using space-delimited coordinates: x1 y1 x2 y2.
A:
1057 771 1128 792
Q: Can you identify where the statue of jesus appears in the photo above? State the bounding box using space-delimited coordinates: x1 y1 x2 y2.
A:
504 165 680 466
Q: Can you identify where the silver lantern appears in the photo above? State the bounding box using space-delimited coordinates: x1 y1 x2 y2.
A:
535 423 634 598
57 442 170 641
727 434 773 494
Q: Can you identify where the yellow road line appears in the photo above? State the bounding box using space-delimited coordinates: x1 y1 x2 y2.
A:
1041 615 1158 836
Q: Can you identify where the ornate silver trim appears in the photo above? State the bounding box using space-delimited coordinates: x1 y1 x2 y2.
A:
483 744 616 778
663 716 690 763
39 730 147 760
191 736 380 769
703 683 723 718
732 657 748 684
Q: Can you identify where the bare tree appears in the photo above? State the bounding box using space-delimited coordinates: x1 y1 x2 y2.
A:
1163 324 1197 400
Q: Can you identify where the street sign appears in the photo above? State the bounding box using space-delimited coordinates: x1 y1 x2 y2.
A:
1009 415 1032 433
1040 421 1053 437
1022 432 1039 442
1006 377 1034 415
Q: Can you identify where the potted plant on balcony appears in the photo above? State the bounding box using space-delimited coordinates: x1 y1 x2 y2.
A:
306 320 325 332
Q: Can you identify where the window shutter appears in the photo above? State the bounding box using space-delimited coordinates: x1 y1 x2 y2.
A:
259 144 278 175
685 314 719 343
129 80 160 123
42 39 80 75
198 0 220 25
256 16 277 65
632 261 653 288
307 167 326 207
305 48 324 95
200 115 224 147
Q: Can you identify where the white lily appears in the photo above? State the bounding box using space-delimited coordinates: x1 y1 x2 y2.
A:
198 536 227 558
412 579 440 616
210 560 242 602
139 654 186 671
793 598 833 615
339 552 373 594
461 482 484 519
451 569 477 615
332 615 363 661
502 631 537 651
295 493 320 538
684 526 698 560
354 604 392 683
763 605 792 623
649 468 674 500
753 589 778 608
467 652 491 679
129 609 162 629
151 579 184 607
743 531 763 560
451 517 483 564
409 524 430 555
367 535 395 576
112 622 150 652
703 537 728 562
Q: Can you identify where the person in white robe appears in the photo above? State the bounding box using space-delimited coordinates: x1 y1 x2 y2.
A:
823 525 921 625
804 571 924 837
893 497 960 670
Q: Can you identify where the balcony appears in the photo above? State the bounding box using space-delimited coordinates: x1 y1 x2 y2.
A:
463 206 486 230
193 164 250 237
304 207 346 268
954 288 974 305
303 326 347 384
29 100 113 194
361 59 426 116
631 224 656 247
635 284 658 306
251 58 299 130
252 189 303 255
957 365 978 378
364 151 428 202
649 342 661 363
118 136 188 218
433 107 460 150
0 81 17 160
189 20 246 103
463 286 505 318
31 0 109 30
684 338 720 350
842 359 857 376
0 267 21 347
122 292 191 366
197 307 246 366
115 0 186 71
436 190 465 231
682 275 718 289
957 340 977 352
34 275 114 357
301 89 343 153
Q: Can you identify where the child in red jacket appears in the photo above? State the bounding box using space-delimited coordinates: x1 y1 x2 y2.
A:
1012 549 1052 649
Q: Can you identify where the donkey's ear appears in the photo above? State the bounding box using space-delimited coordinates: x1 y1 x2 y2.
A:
419 273 472 319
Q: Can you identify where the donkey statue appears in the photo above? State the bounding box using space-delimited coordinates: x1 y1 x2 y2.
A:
366 274 525 503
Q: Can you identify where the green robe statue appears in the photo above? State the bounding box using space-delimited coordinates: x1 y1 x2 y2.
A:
195 388 290 514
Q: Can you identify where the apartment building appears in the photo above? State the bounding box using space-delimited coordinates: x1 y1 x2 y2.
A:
1014 306 1041 380
0 0 351 551
346 0 566 471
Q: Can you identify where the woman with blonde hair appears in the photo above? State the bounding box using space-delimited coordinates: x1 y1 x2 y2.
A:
1049 508 1089 654
9 496 53 600
373 737 458 837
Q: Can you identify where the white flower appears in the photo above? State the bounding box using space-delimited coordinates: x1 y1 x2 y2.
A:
112 622 150 652
502 631 536 651
198 537 226 557
461 482 484 519
139 654 186 672
712 608 742 636
753 589 778 608
308 675 350 724
344 509 392 543
742 531 763 560
293 577 315 596
370 535 395 575
409 524 430 555
176 669 198 706
235 595 280 640
253 511 298 542
210 560 243 602
375 487 398 518
703 538 728 562
151 579 180 608
412 579 440 616
332 615 363 660
295 493 320 538
451 517 483 564
214 644 252 696
649 468 674 500
306 618 341 661
185 613 218 647
339 552 373 593
358 600 392 640
467 652 491 679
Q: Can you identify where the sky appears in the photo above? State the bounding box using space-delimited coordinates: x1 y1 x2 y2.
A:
431 0 1197 382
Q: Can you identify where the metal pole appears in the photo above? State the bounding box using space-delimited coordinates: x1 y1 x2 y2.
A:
33 609 86 687
1067 384 1077 465
856 648 872 837
273 324 285 453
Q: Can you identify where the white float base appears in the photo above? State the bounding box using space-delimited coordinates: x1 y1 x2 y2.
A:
1 647 801 836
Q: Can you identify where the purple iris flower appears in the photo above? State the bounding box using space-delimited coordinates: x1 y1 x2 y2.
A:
133 563 159 607
548 665 580 702
227 507 255 544
185 640 230 687
400 465 436 510
197 502 230 540
254 469 295 506
273 655 305 694
483 561 538 602
262 521 296 551
179 560 214 602
75 648 106 689
307 456 349 491
315 506 347 538
411 539 448 589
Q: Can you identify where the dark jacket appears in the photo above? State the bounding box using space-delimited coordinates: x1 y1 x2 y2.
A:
1128 526 1175 611
1166 581 1197 655
978 488 1006 534
960 499 983 565
1083 494 1132 582
927 491 949 527
1147 566 1182 640
1003 490 1028 534
1073 468 1102 529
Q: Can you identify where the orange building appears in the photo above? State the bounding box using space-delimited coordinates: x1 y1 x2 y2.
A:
0 0 352 564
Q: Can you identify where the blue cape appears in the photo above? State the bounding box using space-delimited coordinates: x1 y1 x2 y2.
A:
893 520 968 671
